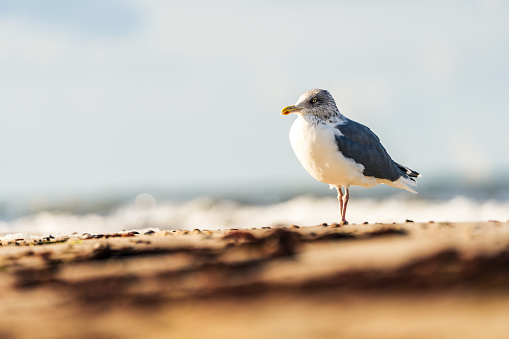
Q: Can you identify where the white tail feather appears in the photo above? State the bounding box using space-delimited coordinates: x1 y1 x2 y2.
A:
382 176 418 194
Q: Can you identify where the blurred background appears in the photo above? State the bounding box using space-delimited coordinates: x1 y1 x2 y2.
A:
1 0 509 233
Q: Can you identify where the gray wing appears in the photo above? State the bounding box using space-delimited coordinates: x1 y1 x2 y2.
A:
334 119 405 181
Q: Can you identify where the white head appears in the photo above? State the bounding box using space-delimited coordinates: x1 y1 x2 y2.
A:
281 89 340 119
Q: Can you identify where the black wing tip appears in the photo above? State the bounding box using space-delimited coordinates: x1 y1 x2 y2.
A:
395 162 421 179
407 170 420 178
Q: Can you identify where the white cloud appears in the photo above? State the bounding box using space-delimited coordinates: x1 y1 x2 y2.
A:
1 1 509 197
0 17 72 66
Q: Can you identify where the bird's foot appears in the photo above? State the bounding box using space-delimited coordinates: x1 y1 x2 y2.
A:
340 220 349 226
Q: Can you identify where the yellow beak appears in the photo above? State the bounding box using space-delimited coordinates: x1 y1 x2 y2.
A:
281 105 302 115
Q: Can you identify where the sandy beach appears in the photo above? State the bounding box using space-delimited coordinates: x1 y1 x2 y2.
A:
0 221 508 339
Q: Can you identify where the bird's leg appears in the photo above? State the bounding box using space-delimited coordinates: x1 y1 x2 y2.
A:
336 185 344 222
341 186 350 225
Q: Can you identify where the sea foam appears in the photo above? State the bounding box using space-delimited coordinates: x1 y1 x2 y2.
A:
1 195 508 237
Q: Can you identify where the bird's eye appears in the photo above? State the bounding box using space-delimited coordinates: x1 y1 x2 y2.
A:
310 98 318 104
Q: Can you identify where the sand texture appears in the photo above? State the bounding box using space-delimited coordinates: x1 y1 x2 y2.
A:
0 221 508 338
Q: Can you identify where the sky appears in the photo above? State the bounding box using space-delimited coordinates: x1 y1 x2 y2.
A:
1 0 509 201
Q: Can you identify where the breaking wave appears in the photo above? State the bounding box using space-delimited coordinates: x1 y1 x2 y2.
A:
1 195 508 237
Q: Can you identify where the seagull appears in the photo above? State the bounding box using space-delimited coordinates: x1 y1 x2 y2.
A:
281 89 421 225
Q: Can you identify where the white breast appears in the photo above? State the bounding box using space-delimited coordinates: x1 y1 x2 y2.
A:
289 116 378 188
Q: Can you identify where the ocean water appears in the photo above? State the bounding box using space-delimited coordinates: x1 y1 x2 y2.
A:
1 176 508 237
1 194 508 238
